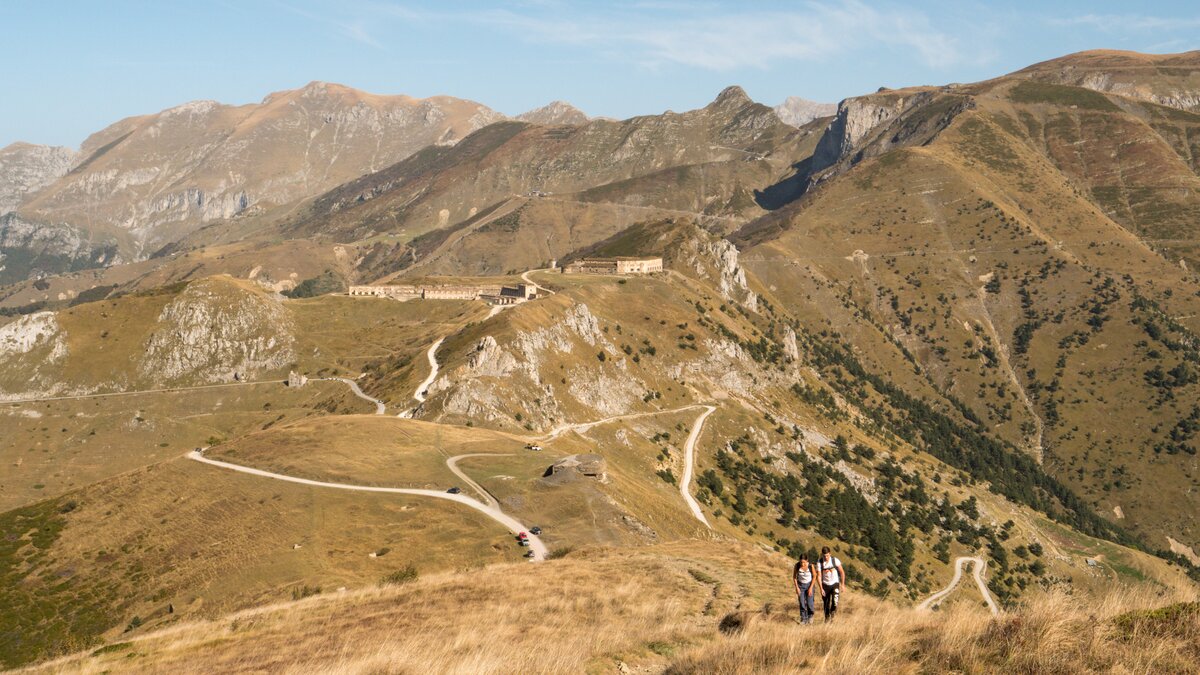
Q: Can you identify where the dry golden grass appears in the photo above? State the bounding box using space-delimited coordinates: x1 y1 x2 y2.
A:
28 537 1199 675
664 588 1200 674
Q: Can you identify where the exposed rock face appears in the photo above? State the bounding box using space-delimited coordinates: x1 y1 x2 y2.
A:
782 326 800 362
16 82 503 262
0 213 121 284
432 303 640 425
679 230 758 310
1014 49 1200 112
516 101 590 125
0 311 66 359
0 311 69 400
0 143 77 215
811 95 911 173
773 97 837 127
139 278 295 384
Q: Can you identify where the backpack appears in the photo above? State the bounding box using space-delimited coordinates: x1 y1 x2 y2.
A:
819 557 841 584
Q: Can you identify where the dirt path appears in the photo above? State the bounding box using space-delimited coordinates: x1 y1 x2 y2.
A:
537 403 716 528
0 379 287 405
917 556 999 615
540 403 710 441
520 268 557 296
413 337 445 404
187 451 547 561
445 453 509 510
679 406 717 528
318 377 385 415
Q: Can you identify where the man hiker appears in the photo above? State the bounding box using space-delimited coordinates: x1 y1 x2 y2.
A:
792 552 816 624
817 546 846 622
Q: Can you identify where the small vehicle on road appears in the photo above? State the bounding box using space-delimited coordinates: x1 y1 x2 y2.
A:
524 551 536 558
447 487 462 494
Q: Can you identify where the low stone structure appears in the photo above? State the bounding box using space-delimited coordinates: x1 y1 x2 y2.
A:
348 283 536 305
543 454 608 482
562 256 663 275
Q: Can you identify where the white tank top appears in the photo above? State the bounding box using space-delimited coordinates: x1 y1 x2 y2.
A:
795 562 813 585
820 557 841 585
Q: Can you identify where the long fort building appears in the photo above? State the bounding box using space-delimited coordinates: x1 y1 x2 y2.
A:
348 283 536 305
561 256 663 275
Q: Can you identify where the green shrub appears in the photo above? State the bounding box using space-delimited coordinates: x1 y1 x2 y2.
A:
380 564 419 586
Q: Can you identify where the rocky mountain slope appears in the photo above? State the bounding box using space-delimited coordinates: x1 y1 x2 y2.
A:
1014 49 1200 111
0 143 76 215
515 100 590 125
4 48 1200 671
5 82 503 273
734 62 1200 563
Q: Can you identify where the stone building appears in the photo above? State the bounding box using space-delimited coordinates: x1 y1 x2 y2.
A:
562 256 663 275
348 283 537 305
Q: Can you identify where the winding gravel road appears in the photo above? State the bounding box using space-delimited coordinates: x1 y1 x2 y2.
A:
536 403 717 527
917 556 999 615
520 268 556 296
445 453 509 510
319 377 386 415
413 337 445 404
679 406 716 528
187 450 548 561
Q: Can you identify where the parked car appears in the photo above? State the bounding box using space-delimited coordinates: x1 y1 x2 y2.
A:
525 444 542 451
529 526 542 535
447 487 462 494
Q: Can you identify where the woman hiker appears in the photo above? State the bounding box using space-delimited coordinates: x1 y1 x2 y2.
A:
792 552 817 624
817 546 846 622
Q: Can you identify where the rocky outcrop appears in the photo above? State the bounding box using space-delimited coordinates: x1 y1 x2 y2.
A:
0 311 66 360
1013 50 1200 112
0 311 70 400
811 95 911 174
0 143 77 215
806 90 973 186
773 97 837 127
0 213 120 284
516 101 589 125
679 231 758 310
139 278 295 384
432 303 640 425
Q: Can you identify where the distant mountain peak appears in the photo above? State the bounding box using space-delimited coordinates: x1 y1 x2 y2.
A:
711 85 753 108
515 100 589 125
773 96 837 127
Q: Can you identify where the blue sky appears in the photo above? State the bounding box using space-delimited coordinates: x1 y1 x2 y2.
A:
3 1 1199 147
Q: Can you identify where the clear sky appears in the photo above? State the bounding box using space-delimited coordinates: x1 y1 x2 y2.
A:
3 0 1199 148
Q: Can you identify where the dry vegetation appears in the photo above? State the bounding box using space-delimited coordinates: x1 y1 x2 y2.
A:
30 540 1199 675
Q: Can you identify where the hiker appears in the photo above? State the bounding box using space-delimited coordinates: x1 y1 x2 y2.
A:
817 546 846 622
792 552 817 624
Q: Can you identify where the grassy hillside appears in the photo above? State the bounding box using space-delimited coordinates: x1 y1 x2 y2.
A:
731 77 1200 563
29 539 1200 674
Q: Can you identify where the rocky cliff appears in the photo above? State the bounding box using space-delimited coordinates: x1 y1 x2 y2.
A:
0 143 77 215
0 213 121 285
